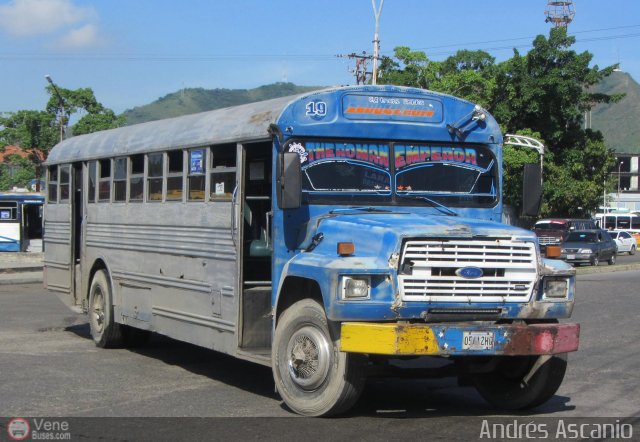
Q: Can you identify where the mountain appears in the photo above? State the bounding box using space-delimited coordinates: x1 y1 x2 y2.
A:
121 75 640 154
122 82 324 125
590 71 640 154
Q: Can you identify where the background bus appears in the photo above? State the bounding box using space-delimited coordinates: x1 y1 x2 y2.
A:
0 193 44 252
595 212 640 244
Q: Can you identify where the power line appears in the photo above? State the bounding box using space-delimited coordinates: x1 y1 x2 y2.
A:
397 24 640 55
1 25 640 63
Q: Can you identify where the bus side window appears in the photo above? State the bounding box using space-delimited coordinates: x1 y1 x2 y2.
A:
605 216 616 230
129 154 144 202
48 166 58 204
147 153 163 201
98 159 111 202
59 165 71 202
210 145 236 201
113 157 127 202
166 150 184 201
618 216 630 229
0 203 17 220
188 148 206 201
88 161 97 203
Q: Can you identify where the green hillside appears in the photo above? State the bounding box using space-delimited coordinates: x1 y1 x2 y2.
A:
590 71 640 154
123 82 323 125
122 75 640 154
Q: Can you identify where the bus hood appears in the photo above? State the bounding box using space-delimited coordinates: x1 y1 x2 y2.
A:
299 210 536 256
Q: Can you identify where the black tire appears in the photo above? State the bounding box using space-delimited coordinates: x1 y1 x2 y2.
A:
608 253 616 265
88 270 123 348
272 299 367 416
473 353 567 410
630 245 636 256
590 255 599 266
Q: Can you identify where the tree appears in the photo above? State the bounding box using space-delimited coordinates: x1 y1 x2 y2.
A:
0 86 123 190
0 154 36 191
377 28 620 217
490 28 619 216
45 86 125 137
0 110 57 191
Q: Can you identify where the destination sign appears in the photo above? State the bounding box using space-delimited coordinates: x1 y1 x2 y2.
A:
342 94 443 123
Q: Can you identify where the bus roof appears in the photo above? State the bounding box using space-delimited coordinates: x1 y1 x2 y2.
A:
46 85 502 165
0 193 45 202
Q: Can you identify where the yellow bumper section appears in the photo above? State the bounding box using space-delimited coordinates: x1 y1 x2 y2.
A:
340 322 439 355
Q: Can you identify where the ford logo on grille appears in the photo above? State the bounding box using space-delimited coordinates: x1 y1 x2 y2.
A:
456 267 484 279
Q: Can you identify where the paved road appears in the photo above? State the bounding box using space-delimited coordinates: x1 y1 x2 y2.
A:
0 273 639 439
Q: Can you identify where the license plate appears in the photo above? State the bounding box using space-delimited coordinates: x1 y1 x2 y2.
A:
567 254 575 260
462 331 495 350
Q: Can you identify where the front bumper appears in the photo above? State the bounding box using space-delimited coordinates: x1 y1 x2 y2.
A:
340 322 580 356
560 253 593 264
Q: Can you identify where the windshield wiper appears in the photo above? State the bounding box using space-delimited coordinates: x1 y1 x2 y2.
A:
330 206 393 214
394 194 458 216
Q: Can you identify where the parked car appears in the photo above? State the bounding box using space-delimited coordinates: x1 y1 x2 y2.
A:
560 229 617 266
610 230 637 255
533 218 597 251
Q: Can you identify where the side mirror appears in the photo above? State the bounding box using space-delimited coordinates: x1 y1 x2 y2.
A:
522 163 542 217
277 152 302 209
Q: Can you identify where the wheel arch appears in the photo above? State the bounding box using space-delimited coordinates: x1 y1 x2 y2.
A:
275 275 324 325
86 258 112 303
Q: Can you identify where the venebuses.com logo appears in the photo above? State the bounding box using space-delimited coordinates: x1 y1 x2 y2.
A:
6 417 71 440
7 418 30 440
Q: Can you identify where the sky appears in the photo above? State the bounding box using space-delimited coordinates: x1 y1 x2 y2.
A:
1 0 640 115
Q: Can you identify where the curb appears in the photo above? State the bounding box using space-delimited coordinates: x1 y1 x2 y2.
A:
575 262 640 276
0 272 43 285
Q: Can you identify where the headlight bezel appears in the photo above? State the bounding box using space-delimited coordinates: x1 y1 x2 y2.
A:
543 278 569 300
341 276 371 300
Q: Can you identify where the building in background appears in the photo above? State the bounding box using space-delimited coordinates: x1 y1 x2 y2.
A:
610 153 640 212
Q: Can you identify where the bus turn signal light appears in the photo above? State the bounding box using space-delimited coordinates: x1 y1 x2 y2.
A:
337 242 355 256
546 245 561 258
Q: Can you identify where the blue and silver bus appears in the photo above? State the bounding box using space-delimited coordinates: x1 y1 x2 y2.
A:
0 193 44 252
44 85 579 416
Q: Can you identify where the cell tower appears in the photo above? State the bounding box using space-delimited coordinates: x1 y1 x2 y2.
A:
545 1 575 28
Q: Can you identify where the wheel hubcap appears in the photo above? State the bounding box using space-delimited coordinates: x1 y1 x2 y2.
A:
286 325 331 391
91 288 105 334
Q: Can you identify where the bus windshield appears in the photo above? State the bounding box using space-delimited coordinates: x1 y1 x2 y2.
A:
288 139 498 207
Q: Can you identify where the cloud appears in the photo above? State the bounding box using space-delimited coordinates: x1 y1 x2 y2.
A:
0 0 96 37
51 23 102 49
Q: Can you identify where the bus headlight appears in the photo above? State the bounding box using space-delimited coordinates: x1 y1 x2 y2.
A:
341 276 370 299
543 279 569 299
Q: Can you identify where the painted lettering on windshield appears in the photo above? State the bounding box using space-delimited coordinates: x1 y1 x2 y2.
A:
395 145 477 170
304 142 390 170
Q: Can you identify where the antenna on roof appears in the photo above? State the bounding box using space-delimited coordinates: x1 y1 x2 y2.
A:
545 1 575 28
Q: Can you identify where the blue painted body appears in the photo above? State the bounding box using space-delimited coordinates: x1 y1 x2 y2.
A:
268 86 574 330
0 240 20 252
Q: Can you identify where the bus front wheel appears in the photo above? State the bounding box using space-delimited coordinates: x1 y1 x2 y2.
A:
88 270 123 348
272 299 367 416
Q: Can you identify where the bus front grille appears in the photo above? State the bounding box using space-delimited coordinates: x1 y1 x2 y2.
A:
398 239 538 302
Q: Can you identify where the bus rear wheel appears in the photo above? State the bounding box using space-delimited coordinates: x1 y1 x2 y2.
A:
88 270 123 348
272 299 367 416
472 353 567 410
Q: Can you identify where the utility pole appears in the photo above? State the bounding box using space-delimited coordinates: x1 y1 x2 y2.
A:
336 52 372 85
371 0 384 85
336 0 384 86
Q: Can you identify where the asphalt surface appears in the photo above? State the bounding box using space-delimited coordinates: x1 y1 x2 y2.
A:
0 267 639 440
